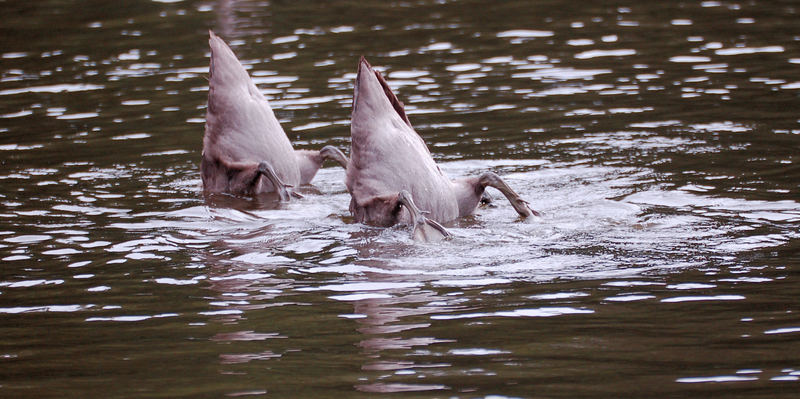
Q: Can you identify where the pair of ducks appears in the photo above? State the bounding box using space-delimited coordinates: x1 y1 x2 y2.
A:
201 31 538 241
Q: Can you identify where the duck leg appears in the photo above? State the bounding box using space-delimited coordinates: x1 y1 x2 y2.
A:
218 159 292 200
256 161 293 201
396 190 451 242
295 145 349 185
319 145 349 168
477 172 540 218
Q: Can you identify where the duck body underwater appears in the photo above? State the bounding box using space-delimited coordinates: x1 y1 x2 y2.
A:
200 33 537 242
345 57 538 241
201 31 347 200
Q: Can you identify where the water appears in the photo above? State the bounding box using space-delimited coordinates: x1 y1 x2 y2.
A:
1 0 799 397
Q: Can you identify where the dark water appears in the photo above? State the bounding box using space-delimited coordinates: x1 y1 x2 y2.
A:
2 0 799 397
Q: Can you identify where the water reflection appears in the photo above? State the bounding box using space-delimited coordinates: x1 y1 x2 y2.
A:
332 285 456 393
1 0 799 397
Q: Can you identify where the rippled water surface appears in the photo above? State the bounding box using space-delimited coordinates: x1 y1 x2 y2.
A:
2 0 799 397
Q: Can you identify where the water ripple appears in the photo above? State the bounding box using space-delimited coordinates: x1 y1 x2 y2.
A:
1 1 798 397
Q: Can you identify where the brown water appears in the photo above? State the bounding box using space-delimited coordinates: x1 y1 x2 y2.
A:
1 0 799 397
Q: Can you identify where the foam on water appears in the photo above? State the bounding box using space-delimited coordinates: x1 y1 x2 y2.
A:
1 1 798 397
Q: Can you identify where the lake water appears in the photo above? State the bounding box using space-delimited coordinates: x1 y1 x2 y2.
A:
1 0 799 397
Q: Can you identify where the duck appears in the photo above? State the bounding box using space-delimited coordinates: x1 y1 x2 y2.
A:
346 57 539 241
201 31 348 199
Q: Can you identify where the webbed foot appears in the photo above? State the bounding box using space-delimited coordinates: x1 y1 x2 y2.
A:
319 145 349 169
258 161 292 201
478 172 540 218
397 190 451 242
480 191 495 207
